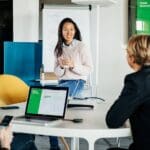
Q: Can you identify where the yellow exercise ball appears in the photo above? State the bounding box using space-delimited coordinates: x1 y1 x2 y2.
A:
0 74 29 106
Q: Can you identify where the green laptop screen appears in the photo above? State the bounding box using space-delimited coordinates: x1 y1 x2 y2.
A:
26 88 67 116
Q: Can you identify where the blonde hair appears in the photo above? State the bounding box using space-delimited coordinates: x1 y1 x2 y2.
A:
127 35 150 65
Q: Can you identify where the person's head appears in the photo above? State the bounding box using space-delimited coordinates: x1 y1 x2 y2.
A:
126 35 150 71
55 18 82 57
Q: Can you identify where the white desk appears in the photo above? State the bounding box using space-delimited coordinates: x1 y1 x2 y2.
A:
0 100 131 150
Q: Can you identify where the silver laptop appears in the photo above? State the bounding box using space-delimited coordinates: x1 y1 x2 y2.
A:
14 86 68 125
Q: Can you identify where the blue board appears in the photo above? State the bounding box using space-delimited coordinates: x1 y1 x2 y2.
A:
4 42 42 85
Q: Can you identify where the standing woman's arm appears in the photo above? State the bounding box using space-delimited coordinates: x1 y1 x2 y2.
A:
71 43 93 76
54 57 66 78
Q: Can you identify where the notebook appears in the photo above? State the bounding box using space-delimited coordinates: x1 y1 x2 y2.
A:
14 86 68 125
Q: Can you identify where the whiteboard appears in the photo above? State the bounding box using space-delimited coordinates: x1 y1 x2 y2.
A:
43 5 90 72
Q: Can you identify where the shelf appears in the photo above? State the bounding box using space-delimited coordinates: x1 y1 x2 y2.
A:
72 0 117 6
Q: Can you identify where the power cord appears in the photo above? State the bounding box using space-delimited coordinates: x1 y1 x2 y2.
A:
73 97 106 101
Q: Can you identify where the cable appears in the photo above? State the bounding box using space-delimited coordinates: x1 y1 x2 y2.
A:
73 97 106 101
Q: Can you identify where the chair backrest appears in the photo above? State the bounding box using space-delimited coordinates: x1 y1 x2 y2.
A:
0 74 29 106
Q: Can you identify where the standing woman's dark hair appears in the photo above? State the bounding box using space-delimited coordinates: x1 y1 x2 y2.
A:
54 18 82 58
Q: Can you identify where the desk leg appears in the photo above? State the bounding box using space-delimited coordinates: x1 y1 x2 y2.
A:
87 139 95 150
71 137 79 150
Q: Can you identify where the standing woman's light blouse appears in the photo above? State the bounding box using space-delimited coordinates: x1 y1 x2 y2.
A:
54 39 93 81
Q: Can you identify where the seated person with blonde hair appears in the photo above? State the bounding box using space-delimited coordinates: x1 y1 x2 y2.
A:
106 35 150 150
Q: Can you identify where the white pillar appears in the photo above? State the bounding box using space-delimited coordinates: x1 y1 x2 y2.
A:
120 0 128 46
13 0 39 42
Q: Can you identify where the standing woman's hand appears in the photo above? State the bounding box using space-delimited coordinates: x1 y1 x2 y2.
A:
58 57 65 69
62 58 74 69
58 57 74 69
68 59 74 69
0 125 13 150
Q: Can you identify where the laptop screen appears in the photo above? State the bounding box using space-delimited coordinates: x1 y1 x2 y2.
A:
25 86 68 119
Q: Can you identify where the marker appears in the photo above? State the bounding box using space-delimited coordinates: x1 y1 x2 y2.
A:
63 118 83 123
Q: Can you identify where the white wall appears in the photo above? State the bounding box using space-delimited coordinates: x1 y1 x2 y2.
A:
13 0 39 42
97 0 132 102
90 6 99 86
71 0 132 102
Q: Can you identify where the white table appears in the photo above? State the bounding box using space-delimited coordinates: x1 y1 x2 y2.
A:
0 100 131 150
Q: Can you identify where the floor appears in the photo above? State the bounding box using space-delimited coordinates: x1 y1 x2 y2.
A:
35 135 132 150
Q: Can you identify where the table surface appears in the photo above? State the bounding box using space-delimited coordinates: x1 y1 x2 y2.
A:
0 100 131 143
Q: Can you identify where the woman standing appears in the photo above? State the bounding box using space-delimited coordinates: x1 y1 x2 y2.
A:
54 17 93 97
49 17 93 150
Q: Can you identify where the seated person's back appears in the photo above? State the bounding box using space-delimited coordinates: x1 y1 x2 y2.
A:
106 35 150 150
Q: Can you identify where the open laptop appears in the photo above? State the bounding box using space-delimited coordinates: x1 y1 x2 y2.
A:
14 86 68 125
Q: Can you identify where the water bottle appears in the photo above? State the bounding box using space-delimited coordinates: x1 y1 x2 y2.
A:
40 64 44 80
